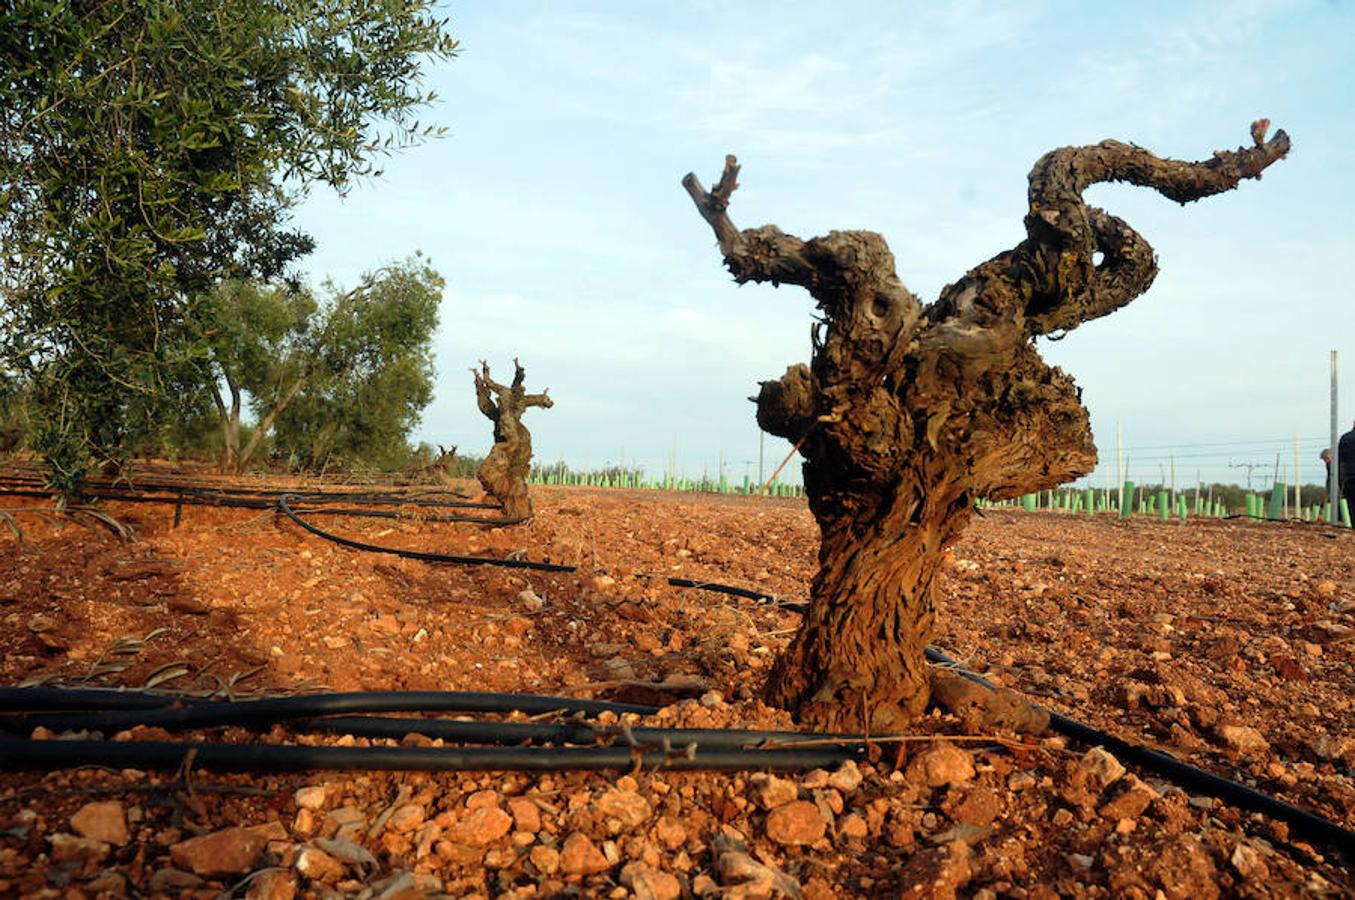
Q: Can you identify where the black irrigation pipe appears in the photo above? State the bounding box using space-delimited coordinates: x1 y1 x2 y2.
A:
273 494 496 510
262 505 512 525
0 685 862 749
665 577 802 608
0 687 198 712
0 485 494 512
165 485 494 509
458 536 1355 860
924 647 1355 859
0 689 657 733
0 471 479 504
168 489 496 510
6 477 1352 856
280 500 813 601
278 496 551 567
0 486 512 525
0 487 268 508
281 502 808 606
0 737 862 773
0 473 497 509
294 716 868 751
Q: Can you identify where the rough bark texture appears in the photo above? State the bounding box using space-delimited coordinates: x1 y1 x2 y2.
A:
209 378 242 473
236 373 307 473
684 124 1290 731
472 359 552 520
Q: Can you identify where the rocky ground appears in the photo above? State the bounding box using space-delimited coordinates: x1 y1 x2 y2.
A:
0 476 1352 898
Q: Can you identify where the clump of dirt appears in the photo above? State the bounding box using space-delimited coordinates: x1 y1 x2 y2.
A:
0 481 1351 896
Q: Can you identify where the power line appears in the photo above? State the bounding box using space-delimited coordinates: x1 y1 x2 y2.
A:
1109 435 1329 452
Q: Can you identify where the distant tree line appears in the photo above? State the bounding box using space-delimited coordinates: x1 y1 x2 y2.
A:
0 258 443 475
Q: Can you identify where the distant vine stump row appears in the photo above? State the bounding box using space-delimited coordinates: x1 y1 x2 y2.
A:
473 359 552 520
684 124 1289 731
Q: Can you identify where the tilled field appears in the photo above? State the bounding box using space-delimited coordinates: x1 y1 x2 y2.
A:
0 480 1352 898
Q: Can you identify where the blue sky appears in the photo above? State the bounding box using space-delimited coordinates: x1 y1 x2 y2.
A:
291 0 1354 488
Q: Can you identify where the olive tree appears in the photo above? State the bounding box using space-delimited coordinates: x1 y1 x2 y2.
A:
0 0 457 492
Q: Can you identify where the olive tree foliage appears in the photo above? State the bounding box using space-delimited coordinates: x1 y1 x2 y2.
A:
204 257 442 473
0 0 458 493
0 370 34 453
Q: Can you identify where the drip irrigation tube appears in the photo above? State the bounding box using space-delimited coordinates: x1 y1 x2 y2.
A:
0 687 871 750
0 737 862 773
278 496 556 568
0 689 657 732
294 716 864 751
924 648 1355 857
167 488 496 510
665 578 798 607
0 687 199 712
279 499 814 603
262 505 509 525
3 474 1350 856
170 486 483 505
0 471 478 505
0 487 503 523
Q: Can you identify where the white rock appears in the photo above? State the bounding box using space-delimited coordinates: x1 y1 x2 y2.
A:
827 760 863 793
294 786 327 811
1080 747 1126 789
1216 724 1270 756
516 590 546 611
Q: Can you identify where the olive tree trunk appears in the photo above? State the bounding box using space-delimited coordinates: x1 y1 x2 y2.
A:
684 123 1290 731
473 359 552 520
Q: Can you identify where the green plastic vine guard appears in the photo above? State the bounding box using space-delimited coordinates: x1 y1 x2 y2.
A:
1267 484 1285 520
1120 482 1135 518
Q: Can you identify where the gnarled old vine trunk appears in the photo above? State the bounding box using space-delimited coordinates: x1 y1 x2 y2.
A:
684 123 1290 732
473 359 552 520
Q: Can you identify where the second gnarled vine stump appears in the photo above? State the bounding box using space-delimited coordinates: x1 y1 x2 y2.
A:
684 123 1290 731
472 359 552 520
